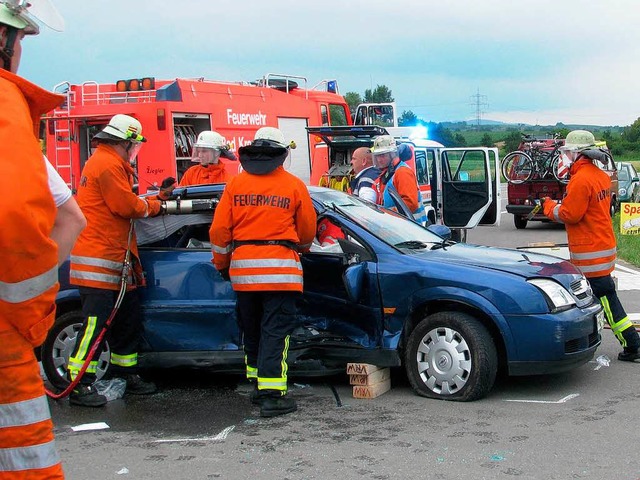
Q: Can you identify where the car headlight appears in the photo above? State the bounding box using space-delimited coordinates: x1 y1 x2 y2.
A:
619 187 627 196
528 278 576 312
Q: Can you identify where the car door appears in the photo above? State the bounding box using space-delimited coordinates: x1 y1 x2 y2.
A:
137 225 239 353
433 147 500 229
299 217 384 349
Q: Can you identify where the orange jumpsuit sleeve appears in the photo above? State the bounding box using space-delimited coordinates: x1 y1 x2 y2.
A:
543 177 590 225
99 163 161 218
210 183 233 270
295 186 317 251
392 166 420 212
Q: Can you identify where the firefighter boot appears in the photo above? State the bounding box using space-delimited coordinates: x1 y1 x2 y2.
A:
69 384 108 408
123 374 157 395
249 383 262 406
618 349 640 362
259 392 297 418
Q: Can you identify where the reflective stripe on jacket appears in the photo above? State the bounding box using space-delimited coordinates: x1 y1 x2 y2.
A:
210 167 317 292
0 324 63 478
375 160 427 225
71 144 161 290
0 69 63 348
543 158 616 277
179 163 229 186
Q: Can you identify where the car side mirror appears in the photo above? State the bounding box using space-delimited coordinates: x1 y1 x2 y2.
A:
427 224 452 240
632 176 639 182
343 263 366 303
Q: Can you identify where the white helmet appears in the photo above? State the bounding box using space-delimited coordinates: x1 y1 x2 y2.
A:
563 130 596 152
193 130 226 150
558 130 598 172
0 0 64 35
252 127 296 149
94 114 146 143
192 130 226 165
370 135 397 169
370 135 397 156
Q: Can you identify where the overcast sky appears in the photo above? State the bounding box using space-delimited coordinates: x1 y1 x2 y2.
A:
19 0 640 127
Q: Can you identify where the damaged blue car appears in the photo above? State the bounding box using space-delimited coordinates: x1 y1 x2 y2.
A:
43 184 604 401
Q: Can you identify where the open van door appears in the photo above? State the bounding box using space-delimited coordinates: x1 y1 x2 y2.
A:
432 147 500 229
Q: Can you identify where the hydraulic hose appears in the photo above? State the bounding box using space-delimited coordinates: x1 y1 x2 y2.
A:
45 221 135 399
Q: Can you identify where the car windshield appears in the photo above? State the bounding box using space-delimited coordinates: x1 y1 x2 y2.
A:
311 189 443 248
618 167 629 181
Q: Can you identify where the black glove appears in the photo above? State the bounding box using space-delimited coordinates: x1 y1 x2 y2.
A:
159 177 176 200
161 177 176 189
219 268 230 281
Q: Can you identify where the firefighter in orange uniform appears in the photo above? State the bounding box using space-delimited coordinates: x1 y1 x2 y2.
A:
67 114 164 407
210 127 316 417
179 130 236 186
372 137 427 225
542 130 640 362
0 1 66 478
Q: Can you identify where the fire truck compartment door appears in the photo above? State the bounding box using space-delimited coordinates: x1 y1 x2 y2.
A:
439 147 499 229
278 117 311 184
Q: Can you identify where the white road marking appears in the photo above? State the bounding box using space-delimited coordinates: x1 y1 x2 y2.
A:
153 425 235 443
504 393 579 404
71 422 110 432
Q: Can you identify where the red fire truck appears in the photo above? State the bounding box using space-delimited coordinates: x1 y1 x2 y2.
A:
43 73 351 193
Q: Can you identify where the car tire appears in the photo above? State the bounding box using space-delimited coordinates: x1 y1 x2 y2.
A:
404 311 498 402
41 310 110 389
514 215 528 229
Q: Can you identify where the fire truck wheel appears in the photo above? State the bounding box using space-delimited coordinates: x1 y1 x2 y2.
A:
404 311 498 402
41 310 111 390
514 215 528 229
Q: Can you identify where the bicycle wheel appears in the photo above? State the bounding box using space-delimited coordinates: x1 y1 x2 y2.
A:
550 152 569 184
502 151 533 184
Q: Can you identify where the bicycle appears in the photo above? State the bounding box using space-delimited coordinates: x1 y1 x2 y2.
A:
501 133 568 184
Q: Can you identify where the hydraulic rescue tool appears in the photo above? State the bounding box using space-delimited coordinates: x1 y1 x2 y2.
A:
160 197 218 214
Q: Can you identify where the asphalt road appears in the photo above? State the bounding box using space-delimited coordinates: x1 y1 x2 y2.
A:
48 199 640 480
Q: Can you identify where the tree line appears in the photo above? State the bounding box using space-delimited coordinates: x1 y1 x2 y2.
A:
344 85 639 158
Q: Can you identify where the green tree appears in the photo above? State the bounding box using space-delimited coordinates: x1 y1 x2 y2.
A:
426 122 452 146
364 85 394 103
480 133 493 147
622 117 640 143
343 91 362 115
503 130 522 152
453 133 467 147
398 110 418 126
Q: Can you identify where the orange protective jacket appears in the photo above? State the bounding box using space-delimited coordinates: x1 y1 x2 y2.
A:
210 167 316 292
0 70 64 478
70 144 162 290
0 69 62 346
374 158 421 211
543 158 616 277
179 163 229 186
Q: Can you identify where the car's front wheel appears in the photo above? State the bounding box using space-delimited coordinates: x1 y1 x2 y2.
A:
41 310 110 389
404 312 498 402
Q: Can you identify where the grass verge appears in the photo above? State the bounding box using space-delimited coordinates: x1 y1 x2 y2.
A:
614 212 640 267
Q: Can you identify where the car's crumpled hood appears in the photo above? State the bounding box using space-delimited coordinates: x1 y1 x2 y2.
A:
414 242 578 278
